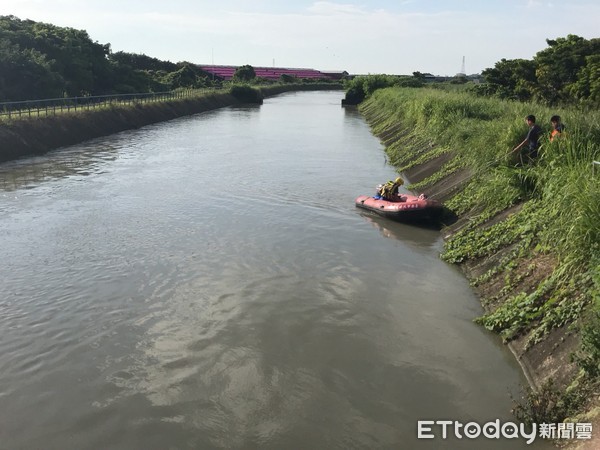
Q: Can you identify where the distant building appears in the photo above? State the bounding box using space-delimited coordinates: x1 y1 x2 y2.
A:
319 70 350 80
198 65 347 81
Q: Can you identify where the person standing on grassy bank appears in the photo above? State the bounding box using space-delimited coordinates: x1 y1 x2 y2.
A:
550 115 565 142
512 115 543 164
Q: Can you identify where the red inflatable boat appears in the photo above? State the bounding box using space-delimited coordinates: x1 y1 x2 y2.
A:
355 193 443 222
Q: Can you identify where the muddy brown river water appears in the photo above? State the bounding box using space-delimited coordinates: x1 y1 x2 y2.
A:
0 91 550 449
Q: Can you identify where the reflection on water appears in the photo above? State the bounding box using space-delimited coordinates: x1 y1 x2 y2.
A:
0 91 550 450
359 212 441 249
0 141 121 191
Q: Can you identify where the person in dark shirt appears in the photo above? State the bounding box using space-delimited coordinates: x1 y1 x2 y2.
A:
512 115 543 163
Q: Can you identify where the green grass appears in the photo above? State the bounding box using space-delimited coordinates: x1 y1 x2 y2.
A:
361 87 600 264
359 86 600 382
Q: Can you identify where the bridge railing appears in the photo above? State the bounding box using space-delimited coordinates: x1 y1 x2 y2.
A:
0 89 218 119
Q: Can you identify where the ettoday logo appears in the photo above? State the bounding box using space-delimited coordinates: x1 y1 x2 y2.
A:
417 420 593 444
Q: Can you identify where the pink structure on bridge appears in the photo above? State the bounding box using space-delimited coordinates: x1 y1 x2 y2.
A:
200 65 347 81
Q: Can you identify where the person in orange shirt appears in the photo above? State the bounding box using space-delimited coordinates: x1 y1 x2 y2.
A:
550 115 565 142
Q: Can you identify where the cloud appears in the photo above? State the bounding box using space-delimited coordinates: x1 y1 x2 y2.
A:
2 0 599 74
526 0 544 7
306 1 368 15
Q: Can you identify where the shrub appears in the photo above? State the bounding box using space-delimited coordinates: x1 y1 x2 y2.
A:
572 311 600 377
342 74 404 104
229 85 263 104
511 379 585 425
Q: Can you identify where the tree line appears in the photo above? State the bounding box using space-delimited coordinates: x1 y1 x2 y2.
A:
2 15 598 107
473 34 600 107
0 15 221 102
342 34 599 108
0 16 338 103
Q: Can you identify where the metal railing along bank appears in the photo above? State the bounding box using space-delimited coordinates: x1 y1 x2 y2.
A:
0 89 217 119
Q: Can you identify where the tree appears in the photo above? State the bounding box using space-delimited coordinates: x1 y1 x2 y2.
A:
28 20 113 95
280 73 295 83
0 38 64 100
480 58 537 101
342 74 404 104
568 54 600 106
533 35 600 104
396 76 424 88
162 63 208 89
110 51 177 72
233 65 256 82
0 15 201 99
464 35 600 105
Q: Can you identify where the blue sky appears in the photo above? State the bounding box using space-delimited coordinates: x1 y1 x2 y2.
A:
2 0 599 75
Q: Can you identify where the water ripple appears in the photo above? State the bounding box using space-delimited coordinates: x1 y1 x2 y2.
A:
0 91 535 450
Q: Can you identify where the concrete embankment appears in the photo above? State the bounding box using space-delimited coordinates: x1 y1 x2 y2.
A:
0 84 342 163
357 86 600 446
0 93 237 162
358 98 580 404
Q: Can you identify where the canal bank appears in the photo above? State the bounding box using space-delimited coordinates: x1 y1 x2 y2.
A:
0 83 342 163
357 87 600 436
367 110 578 391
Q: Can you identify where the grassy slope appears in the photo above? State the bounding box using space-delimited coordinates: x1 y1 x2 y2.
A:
359 86 600 422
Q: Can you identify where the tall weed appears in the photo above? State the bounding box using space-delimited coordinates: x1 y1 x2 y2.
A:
361 86 600 345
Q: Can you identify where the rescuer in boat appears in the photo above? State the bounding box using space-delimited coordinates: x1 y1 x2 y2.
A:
375 177 405 201
374 177 430 202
